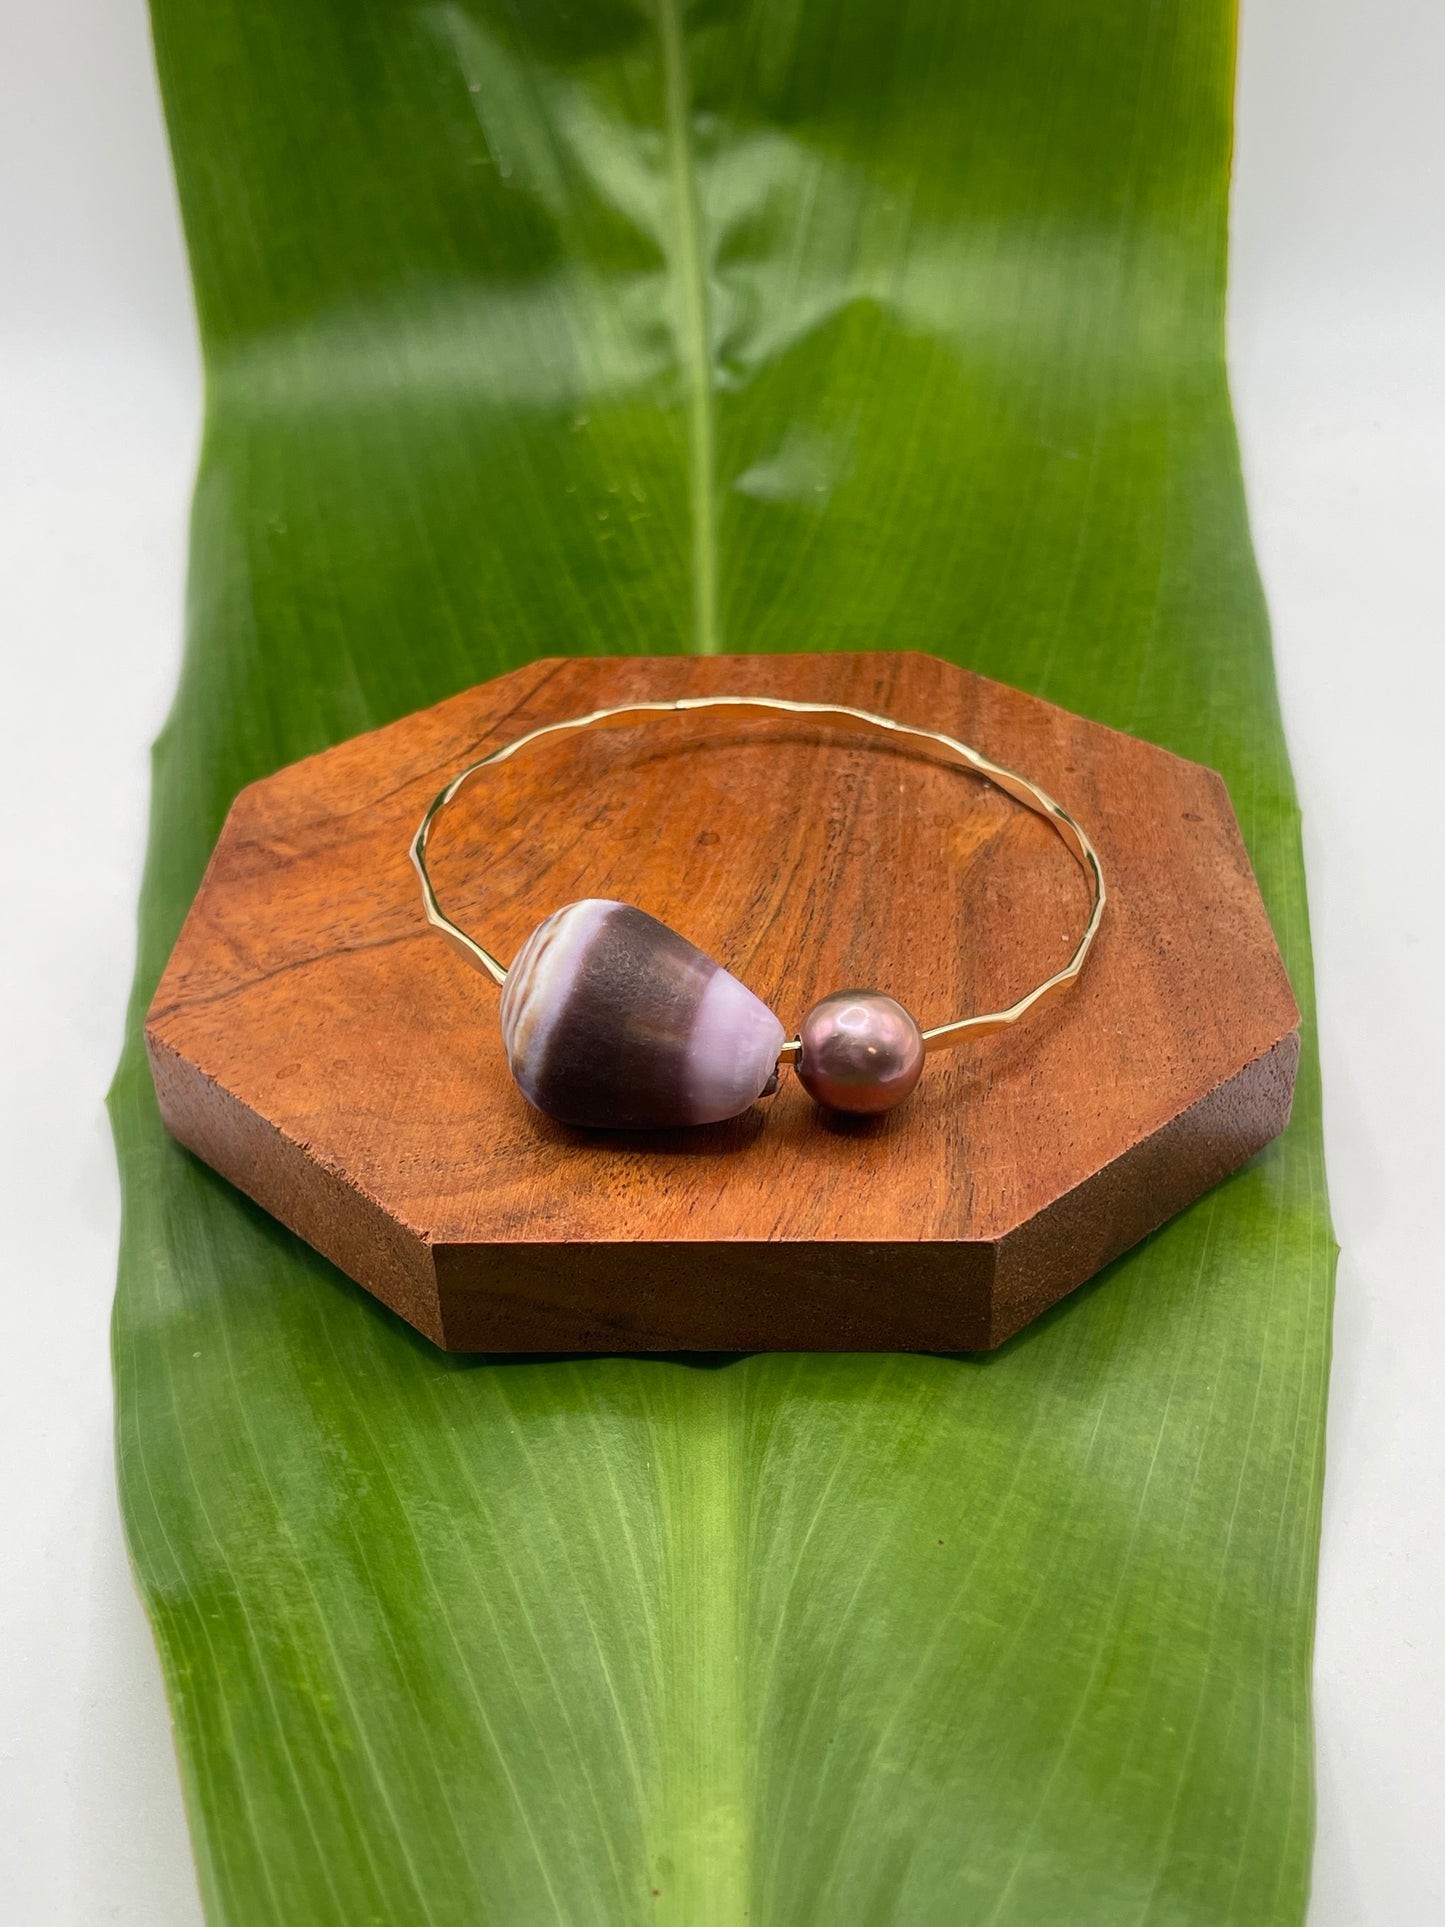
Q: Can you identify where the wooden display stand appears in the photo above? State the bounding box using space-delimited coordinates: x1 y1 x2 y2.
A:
146 653 1299 1352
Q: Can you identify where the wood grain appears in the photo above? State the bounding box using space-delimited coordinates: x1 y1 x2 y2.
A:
145 652 1300 1350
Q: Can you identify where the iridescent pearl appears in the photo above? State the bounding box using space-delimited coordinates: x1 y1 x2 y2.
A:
795 990 926 1115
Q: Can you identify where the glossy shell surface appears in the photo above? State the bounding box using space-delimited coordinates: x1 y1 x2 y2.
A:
500 899 786 1129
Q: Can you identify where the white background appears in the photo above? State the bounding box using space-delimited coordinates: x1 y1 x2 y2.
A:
1 0 1441 1918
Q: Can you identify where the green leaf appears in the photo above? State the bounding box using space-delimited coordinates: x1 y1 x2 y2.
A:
113 1 1335 1922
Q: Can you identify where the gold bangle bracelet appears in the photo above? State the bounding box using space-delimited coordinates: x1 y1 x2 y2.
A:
410 696 1106 1128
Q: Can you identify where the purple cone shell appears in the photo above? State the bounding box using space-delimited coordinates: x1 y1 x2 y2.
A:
499 900 786 1129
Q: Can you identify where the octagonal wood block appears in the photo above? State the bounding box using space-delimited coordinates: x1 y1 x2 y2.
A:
145 652 1299 1352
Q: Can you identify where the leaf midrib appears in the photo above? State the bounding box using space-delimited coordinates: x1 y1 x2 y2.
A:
658 0 719 656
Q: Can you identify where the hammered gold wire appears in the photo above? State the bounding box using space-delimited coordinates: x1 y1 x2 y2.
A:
409 695 1106 1065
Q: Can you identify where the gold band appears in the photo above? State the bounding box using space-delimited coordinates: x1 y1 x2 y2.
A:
410 695 1107 1063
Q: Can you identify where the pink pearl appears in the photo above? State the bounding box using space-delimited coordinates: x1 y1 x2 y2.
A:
795 990 926 1114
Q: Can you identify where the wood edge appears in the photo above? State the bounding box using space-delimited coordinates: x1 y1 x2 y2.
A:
144 788 265 1028
879 650 1241 790
430 1236 997 1355
218 652 1243 820
986 1026 1302 1347
256 654 572 790
1194 762 1304 1030
144 1024 446 1345
570 651 1239 789
167 656 574 849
